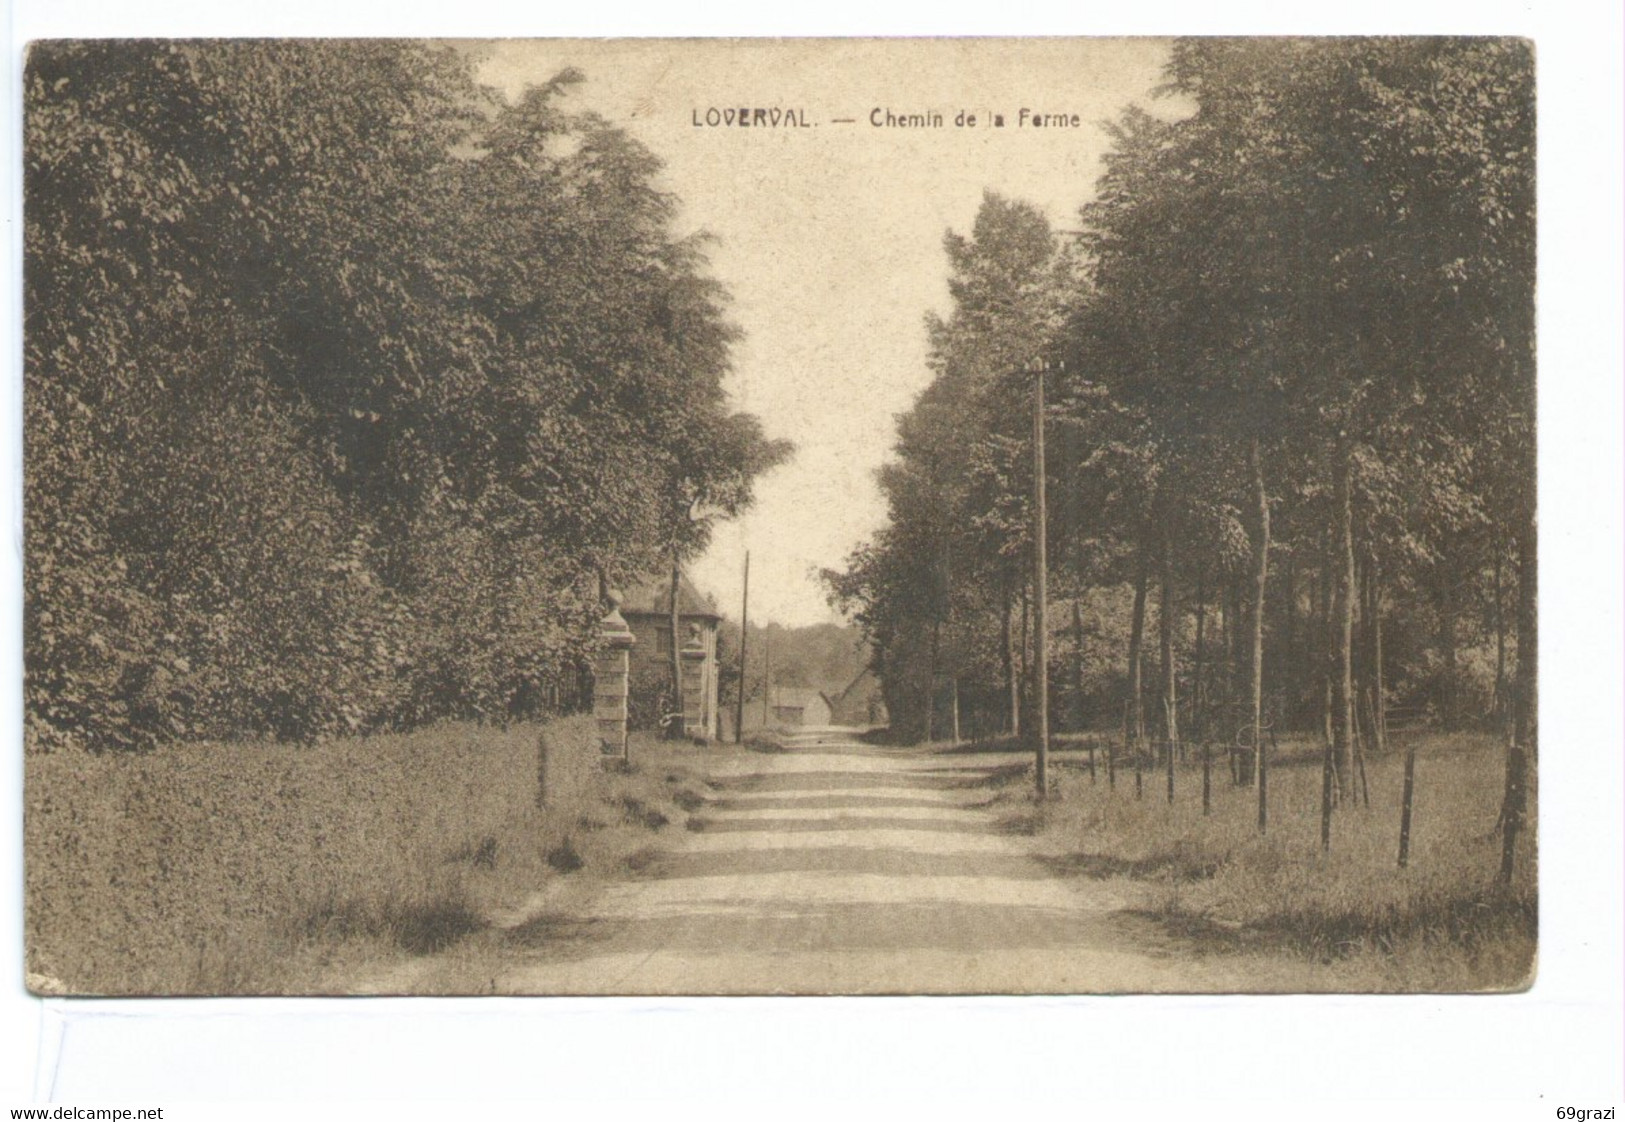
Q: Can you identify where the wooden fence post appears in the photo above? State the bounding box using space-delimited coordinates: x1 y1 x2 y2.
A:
1202 742 1212 816
1397 733 1418 868
1498 739 1528 885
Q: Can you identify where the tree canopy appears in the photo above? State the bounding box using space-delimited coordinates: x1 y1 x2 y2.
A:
26 41 789 750
828 37 1535 794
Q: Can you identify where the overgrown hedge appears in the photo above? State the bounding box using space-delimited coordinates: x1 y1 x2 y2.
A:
25 716 602 994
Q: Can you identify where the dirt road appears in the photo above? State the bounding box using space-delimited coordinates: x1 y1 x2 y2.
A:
382 729 1322 994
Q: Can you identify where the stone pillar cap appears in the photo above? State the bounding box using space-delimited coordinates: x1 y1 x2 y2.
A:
599 587 635 647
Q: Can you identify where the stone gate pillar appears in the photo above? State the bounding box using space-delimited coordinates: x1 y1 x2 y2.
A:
680 624 708 741
595 589 635 761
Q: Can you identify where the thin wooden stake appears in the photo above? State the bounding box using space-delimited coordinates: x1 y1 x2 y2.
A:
1499 734 1527 885
1320 739 1334 852
735 551 749 744
1397 734 1417 868
1202 742 1212 816
1257 732 1268 834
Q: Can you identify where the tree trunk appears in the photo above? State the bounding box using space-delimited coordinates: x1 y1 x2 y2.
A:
1002 584 1019 737
1354 555 1367 755
1516 508 1537 755
1225 578 1240 718
1072 599 1087 734
1193 570 1206 742
1357 556 1370 745
1492 548 1507 723
1319 542 1334 747
1371 555 1386 755
1281 554 1297 724
1249 436 1270 828
1159 534 1178 746
1019 583 1031 733
926 616 940 742
1333 443 1356 804
668 552 684 740
1304 564 1317 731
1501 488 1537 884
1128 542 1149 748
1437 575 1458 729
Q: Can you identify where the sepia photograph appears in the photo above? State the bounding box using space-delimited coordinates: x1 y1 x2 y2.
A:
22 36 1538 998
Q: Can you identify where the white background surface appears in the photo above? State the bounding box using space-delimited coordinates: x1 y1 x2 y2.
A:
3 0 1621 1111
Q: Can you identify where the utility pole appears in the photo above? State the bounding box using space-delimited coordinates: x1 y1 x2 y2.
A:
1032 358 1051 799
762 627 772 728
668 553 683 740
735 551 749 744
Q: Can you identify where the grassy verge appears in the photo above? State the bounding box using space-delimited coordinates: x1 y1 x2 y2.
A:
365 731 727 994
978 732 1536 991
25 720 718 995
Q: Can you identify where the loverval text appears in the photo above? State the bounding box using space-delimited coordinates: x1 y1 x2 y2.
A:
689 107 1085 128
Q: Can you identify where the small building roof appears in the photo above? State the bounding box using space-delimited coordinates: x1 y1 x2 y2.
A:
619 571 722 620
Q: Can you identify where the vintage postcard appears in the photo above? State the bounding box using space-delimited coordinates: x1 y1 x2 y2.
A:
23 37 1535 996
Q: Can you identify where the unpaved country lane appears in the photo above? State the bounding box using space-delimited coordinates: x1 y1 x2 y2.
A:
456 729 1319 995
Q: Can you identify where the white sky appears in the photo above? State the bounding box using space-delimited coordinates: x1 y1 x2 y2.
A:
478 39 1178 625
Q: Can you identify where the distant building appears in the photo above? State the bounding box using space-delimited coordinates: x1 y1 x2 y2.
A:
826 667 888 727
619 572 722 741
763 686 833 728
737 683 836 732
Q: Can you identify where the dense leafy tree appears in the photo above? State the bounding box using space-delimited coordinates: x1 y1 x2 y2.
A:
25 42 787 750
832 34 1533 865
825 193 1067 740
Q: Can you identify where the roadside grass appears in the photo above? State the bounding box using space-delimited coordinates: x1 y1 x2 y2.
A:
996 731 1536 991
394 731 733 994
936 732 1096 756
25 720 719 995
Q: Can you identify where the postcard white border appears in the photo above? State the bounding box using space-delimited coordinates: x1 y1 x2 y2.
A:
2 0 1620 1109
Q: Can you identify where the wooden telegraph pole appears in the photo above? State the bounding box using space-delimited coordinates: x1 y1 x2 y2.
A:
668 554 683 740
735 550 749 744
762 627 772 728
1033 358 1051 799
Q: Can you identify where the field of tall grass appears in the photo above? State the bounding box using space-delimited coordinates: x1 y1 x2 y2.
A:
994 731 1536 991
25 717 712 995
